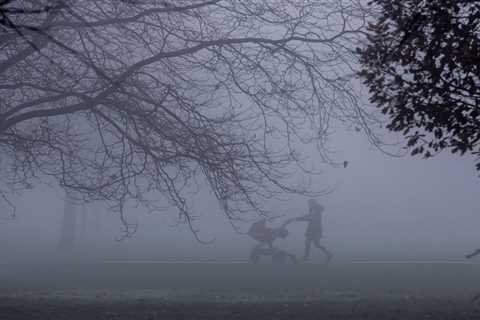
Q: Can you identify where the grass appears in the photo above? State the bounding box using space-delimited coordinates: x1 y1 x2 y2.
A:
2 260 480 319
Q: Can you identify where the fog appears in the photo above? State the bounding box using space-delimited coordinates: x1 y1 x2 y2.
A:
2 127 479 266
2 2 480 319
1 0 476 273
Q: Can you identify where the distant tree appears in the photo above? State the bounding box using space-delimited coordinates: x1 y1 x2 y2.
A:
358 0 480 168
0 0 372 239
57 190 92 253
57 190 77 252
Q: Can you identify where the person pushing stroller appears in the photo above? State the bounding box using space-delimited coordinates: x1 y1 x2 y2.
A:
286 199 333 262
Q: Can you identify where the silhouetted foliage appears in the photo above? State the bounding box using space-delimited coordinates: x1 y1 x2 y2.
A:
0 0 371 238
359 0 480 167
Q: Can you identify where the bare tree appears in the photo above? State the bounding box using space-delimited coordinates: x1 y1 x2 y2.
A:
0 0 373 239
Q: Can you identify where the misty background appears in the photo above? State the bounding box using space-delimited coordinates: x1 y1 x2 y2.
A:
2 127 478 264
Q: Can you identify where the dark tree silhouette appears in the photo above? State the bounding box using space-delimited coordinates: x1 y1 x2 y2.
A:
0 1 372 238
358 0 480 168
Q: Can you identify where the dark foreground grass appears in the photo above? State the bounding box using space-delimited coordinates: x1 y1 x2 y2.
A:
1 290 480 320
2 262 480 319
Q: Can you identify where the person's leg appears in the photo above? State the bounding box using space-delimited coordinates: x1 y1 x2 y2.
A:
466 248 480 259
313 238 333 262
303 238 312 261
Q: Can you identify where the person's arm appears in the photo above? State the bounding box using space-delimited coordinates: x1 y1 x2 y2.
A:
280 218 296 228
280 215 310 228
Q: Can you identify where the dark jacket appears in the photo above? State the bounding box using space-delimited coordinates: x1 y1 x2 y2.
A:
296 211 322 239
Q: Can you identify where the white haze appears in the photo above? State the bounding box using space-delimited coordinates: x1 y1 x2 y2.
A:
2 125 479 265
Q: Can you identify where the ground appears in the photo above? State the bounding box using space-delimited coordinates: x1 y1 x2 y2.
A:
2 260 480 319
1 289 480 320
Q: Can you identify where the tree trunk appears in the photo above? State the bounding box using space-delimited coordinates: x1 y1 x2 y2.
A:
57 191 77 253
78 203 87 244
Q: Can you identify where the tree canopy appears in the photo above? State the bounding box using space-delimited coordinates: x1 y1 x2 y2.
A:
359 0 480 167
0 0 371 237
